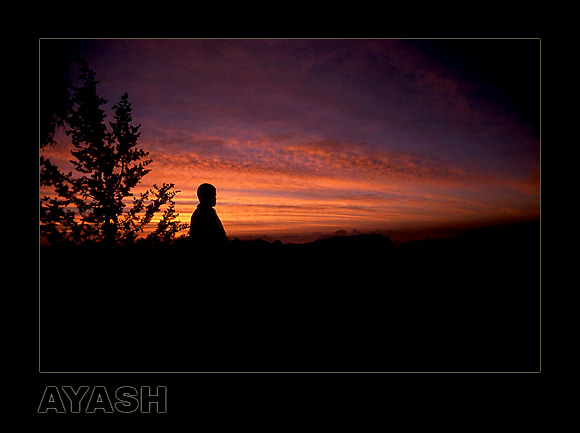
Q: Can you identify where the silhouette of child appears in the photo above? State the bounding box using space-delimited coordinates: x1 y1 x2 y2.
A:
189 183 228 244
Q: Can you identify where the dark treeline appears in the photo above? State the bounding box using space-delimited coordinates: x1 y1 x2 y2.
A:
40 219 540 372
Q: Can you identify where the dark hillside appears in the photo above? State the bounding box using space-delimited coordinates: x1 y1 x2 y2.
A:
39 220 540 372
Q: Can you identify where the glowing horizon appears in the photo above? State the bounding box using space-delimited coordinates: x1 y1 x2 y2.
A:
40 39 540 241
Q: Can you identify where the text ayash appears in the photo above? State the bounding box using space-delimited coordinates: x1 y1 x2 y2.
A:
38 386 167 413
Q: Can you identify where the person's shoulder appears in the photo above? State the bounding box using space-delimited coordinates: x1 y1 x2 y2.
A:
195 205 215 216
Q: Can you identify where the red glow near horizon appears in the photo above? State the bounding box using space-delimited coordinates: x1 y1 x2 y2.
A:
40 39 540 241
41 129 539 240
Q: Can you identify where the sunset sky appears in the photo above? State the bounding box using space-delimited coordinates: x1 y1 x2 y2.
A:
40 39 540 240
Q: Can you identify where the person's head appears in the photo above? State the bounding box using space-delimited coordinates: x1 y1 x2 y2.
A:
197 183 217 207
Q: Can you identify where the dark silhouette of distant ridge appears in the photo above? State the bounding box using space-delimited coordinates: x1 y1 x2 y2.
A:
40 219 540 373
315 228 361 240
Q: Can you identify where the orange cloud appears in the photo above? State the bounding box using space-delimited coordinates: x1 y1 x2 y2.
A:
41 39 540 240
133 134 539 238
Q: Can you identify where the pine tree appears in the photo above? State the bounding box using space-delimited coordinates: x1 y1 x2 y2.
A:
40 59 188 245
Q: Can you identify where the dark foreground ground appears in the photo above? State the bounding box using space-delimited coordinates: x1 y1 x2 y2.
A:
39 220 540 372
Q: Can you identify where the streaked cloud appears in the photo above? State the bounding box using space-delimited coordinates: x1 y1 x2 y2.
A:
41 39 540 238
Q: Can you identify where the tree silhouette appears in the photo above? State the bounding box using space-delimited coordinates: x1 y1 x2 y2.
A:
40 58 188 245
39 44 71 149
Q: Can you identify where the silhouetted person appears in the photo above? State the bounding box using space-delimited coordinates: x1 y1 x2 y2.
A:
189 183 228 245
